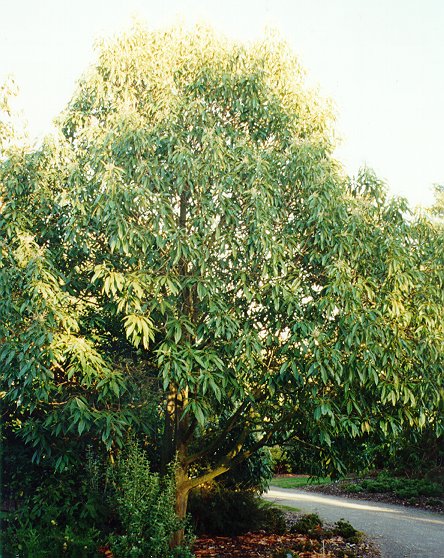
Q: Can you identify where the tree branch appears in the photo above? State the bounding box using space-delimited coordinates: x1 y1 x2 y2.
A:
183 397 253 465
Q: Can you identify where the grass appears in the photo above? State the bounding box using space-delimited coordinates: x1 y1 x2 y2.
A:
270 476 331 489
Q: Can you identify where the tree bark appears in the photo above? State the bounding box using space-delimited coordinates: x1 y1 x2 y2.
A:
160 387 177 475
171 463 191 548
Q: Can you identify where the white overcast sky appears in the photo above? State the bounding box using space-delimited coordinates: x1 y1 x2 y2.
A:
1 0 443 207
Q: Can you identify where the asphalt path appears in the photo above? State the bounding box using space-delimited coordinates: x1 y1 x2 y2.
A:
264 487 444 558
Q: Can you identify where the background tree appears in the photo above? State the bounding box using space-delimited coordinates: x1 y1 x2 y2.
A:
1 25 443 546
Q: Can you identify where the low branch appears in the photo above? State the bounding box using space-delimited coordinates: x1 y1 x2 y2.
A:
183 425 251 490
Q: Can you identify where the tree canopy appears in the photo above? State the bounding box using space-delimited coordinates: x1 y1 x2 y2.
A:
431 184 444 222
1 25 443 538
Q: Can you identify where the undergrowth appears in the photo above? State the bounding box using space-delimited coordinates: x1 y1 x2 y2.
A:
344 472 443 499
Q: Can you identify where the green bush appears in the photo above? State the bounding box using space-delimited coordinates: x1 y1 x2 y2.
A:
358 473 443 498
290 513 323 536
426 498 444 507
416 479 442 496
333 519 362 543
270 446 293 475
1 437 192 558
2 451 105 557
107 442 189 558
394 487 419 499
371 430 443 476
344 483 363 494
188 486 286 536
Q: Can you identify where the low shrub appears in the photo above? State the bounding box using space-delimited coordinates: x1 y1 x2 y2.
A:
333 519 362 543
358 474 443 498
394 487 419 499
188 486 286 536
416 479 443 497
344 483 363 494
426 498 444 507
290 514 362 545
290 513 323 536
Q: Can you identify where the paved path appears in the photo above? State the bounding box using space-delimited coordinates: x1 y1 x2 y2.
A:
264 487 444 558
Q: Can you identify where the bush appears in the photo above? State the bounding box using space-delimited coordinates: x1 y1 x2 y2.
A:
426 498 444 507
344 483 363 494
358 473 443 498
333 519 362 543
1 449 105 557
371 430 443 476
290 513 323 536
270 446 293 475
188 486 286 536
1 436 192 558
107 442 188 558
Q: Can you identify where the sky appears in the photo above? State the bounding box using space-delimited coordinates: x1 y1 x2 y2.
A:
1 0 443 207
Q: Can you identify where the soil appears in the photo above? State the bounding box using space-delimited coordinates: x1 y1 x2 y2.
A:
193 511 381 558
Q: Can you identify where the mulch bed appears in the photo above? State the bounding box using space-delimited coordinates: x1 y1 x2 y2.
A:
193 511 381 558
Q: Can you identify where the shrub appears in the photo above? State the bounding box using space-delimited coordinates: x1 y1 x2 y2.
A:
270 446 293 475
358 473 443 498
107 442 188 558
426 498 443 507
333 519 362 543
394 487 419 499
290 513 323 536
1 451 105 557
416 479 442 497
188 486 286 536
344 483 363 494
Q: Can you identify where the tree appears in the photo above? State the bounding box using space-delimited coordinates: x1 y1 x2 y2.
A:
1 25 443 546
431 184 444 222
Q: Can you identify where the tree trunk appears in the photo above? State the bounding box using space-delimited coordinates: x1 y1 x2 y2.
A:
170 185 194 548
161 387 177 475
171 465 191 548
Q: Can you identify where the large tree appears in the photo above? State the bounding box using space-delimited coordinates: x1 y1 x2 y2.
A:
431 184 444 222
1 25 443 544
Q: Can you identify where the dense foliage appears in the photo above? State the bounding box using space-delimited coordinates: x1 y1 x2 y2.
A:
1 440 105 556
188 486 286 537
1 24 443 548
108 442 188 558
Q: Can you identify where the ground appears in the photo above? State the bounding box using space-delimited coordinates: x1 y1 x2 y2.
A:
193 510 381 558
193 473 444 557
265 486 444 558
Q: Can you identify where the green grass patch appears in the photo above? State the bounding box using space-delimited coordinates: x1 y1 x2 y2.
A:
271 476 331 489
